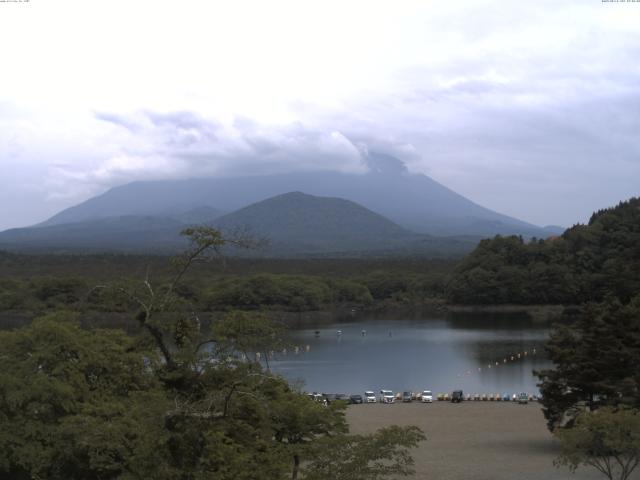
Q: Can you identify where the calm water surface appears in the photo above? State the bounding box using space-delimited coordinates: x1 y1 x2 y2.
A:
270 314 552 396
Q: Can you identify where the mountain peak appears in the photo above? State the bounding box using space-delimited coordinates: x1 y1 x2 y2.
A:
211 191 419 255
274 191 311 199
364 152 409 175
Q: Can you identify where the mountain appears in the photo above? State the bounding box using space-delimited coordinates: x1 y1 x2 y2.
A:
215 191 408 240
0 192 477 256
168 206 223 224
0 215 189 253
213 191 462 255
37 153 555 237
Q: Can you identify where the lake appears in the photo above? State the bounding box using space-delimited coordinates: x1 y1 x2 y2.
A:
270 314 552 396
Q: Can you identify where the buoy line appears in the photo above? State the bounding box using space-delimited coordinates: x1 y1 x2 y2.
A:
454 347 538 380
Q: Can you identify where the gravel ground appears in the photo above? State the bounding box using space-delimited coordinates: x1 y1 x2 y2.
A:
346 401 637 480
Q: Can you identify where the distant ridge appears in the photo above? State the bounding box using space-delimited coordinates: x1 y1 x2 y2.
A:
37 152 559 238
0 215 188 253
168 206 223 224
0 192 477 257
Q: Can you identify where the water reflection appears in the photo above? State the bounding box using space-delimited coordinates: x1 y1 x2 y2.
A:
270 315 552 395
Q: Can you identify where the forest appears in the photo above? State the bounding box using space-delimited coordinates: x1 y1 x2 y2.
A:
0 253 453 331
1 199 639 479
445 197 640 305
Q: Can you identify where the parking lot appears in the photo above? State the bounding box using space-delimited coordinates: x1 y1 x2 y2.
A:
346 402 616 480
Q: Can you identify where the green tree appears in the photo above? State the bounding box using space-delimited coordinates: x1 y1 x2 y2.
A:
446 197 640 306
0 312 169 480
303 425 426 480
555 407 640 480
537 297 640 430
1 227 426 479
212 310 287 368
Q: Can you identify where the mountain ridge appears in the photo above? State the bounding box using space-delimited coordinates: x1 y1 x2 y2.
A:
0 192 478 257
36 153 560 238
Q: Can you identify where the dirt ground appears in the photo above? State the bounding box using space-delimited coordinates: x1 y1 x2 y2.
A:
346 401 637 480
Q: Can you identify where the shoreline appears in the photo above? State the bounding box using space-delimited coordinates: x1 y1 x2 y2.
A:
0 302 567 331
267 302 566 328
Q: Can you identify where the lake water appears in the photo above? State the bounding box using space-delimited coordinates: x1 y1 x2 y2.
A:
270 314 552 396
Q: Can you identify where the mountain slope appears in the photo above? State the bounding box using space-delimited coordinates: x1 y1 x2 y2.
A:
0 192 477 256
213 191 415 254
0 216 189 253
38 153 553 237
168 206 223 224
212 191 476 256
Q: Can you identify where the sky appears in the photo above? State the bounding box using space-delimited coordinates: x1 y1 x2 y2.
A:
1 0 639 231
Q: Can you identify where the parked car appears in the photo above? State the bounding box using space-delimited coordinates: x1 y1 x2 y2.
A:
380 390 395 404
518 392 529 404
335 394 349 403
452 390 464 403
349 394 363 404
364 391 377 403
402 391 413 402
421 390 433 403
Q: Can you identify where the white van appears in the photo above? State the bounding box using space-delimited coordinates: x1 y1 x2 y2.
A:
380 389 395 404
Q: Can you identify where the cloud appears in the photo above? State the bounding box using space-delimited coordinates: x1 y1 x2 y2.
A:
1 0 640 230
88 110 372 184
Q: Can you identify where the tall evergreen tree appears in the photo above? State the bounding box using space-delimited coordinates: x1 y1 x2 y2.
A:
537 297 640 430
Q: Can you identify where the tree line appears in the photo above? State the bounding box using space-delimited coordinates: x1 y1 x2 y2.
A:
446 197 640 305
0 268 450 324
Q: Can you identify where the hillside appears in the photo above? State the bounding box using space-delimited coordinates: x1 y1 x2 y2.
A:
212 192 474 256
445 197 640 304
0 216 189 253
215 191 409 246
37 153 558 238
0 192 476 257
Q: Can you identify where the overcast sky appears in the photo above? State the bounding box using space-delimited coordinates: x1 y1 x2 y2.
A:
1 0 639 231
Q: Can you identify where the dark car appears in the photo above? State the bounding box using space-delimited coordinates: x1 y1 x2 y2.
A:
451 390 464 403
349 394 363 404
402 391 413 402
